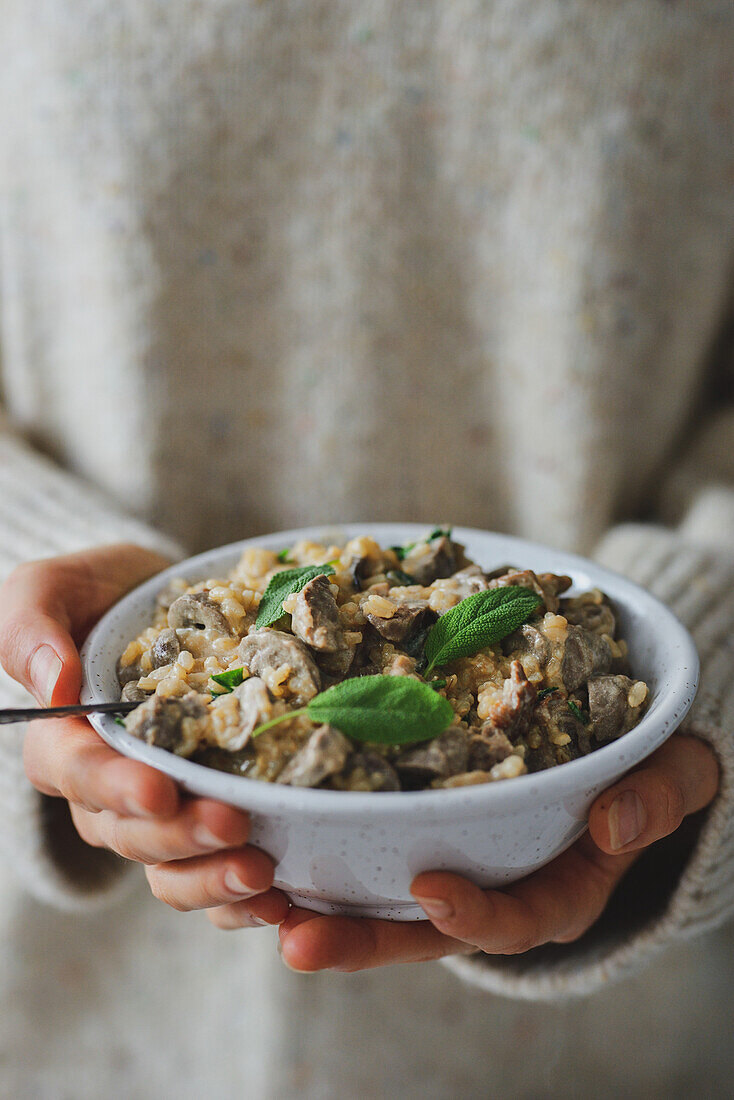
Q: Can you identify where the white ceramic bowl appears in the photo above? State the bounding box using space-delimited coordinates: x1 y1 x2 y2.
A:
80 524 699 921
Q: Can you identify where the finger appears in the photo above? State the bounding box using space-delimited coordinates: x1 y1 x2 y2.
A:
207 890 291 929
589 734 720 854
145 846 277 912
279 907 319 934
2 612 80 707
411 837 641 952
24 717 179 817
0 545 170 704
71 797 251 864
277 909 468 972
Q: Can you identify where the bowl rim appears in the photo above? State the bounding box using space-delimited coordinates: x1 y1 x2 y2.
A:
80 523 700 818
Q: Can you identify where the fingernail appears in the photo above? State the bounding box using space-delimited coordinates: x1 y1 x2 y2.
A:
224 869 258 898
193 824 226 849
29 646 62 706
414 896 453 920
608 790 646 850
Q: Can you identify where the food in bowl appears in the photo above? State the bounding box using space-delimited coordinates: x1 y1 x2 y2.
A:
116 529 649 792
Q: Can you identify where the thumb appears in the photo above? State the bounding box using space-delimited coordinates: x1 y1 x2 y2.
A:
1 607 81 707
588 734 719 854
0 545 170 707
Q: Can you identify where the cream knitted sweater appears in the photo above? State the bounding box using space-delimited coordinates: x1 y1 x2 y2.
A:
1 1 734 1094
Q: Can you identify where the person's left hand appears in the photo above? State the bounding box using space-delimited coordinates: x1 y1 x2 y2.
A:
253 733 718 971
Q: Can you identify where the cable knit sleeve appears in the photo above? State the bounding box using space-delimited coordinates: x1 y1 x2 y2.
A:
444 517 734 999
442 408 734 999
0 416 184 910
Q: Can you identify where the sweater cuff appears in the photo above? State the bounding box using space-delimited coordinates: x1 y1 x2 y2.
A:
0 424 186 907
0 668 142 910
0 426 184 575
442 522 734 1000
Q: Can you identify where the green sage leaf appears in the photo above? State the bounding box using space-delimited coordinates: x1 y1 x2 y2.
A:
537 687 557 700
256 563 336 628
424 587 543 672
306 675 454 746
210 667 245 693
277 548 292 563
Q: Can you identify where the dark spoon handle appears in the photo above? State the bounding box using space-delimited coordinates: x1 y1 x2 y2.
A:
0 702 137 725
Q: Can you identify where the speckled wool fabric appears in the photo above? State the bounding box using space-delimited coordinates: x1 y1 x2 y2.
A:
1 1 734 1095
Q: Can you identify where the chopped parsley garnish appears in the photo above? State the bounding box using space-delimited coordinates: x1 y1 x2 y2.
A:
390 526 453 563
386 568 417 587
568 700 590 724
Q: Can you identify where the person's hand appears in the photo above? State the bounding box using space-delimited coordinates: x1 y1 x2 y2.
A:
276 733 719 971
0 545 288 927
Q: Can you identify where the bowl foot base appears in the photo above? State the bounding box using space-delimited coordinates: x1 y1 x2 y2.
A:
283 892 428 922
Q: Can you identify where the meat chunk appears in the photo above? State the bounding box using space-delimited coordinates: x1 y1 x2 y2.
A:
210 676 274 751
441 565 490 597
396 727 470 786
401 536 463 586
117 656 144 687
489 569 572 613
588 675 647 742
366 603 437 643
120 681 151 704
124 692 209 757
561 592 616 638
167 592 232 635
480 661 537 742
191 745 254 777
318 646 357 679
276 725 351 787
239 629 321 701
468 730 515 771
151 628 181 668
331 752 401 792
291 574 355 677
118 628 181 690
506 617 611 693
350 556 372 591
561 625 613 692
484 564 519 581
505 623 552 668
291 574 345 652
528 693 591 771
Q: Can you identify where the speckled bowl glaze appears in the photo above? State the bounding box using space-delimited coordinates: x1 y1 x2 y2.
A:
80 524 699 921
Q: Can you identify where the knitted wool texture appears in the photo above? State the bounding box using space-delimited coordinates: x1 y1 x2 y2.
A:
0 0 733 1014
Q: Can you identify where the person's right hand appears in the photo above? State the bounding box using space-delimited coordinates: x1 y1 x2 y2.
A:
0 545 289 927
